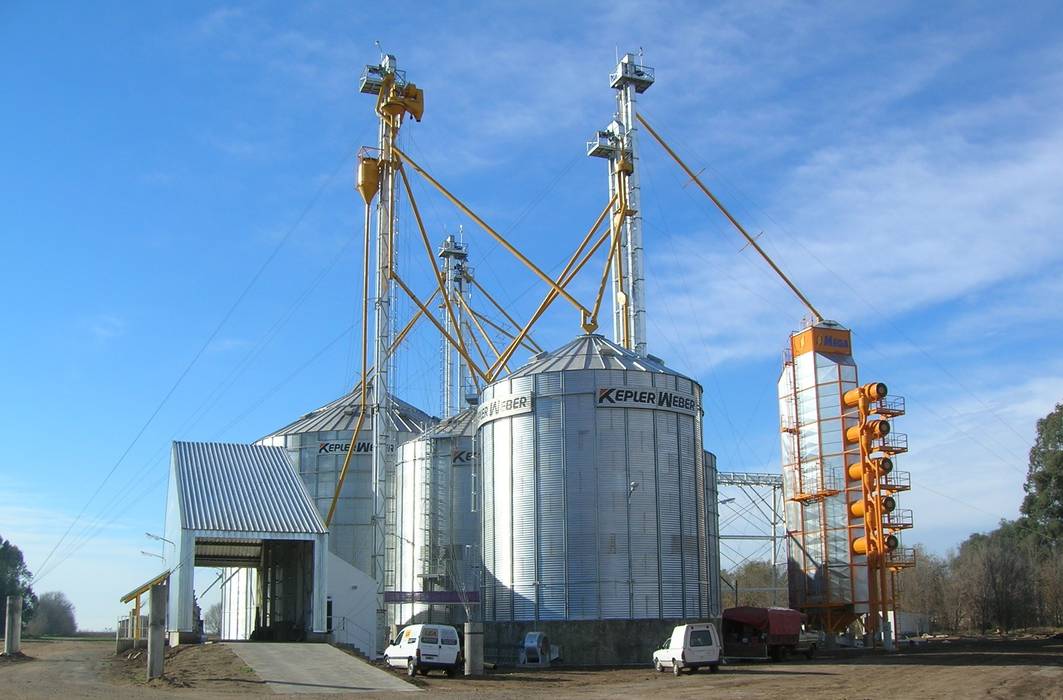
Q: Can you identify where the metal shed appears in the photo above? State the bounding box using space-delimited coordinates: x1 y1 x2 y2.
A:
164 441 328 644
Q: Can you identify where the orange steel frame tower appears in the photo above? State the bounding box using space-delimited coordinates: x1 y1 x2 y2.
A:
625 88 919 646
779 322 914 646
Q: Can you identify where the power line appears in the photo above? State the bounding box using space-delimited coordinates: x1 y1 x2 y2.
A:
643 120 1031 447
33 321 358 584
31 143 360 584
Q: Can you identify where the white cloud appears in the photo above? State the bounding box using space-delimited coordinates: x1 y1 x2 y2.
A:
899 363 1063 553
83 314 127 341
643 48 1063 370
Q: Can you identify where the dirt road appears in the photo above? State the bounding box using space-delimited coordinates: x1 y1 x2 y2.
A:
2 636 1061 699
416 637 1063 699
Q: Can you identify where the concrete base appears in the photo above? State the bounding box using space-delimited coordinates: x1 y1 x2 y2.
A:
464 622 484 676
167 631 202 647
485 618 714 666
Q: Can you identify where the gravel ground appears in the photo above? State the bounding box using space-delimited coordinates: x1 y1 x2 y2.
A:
2 635 1061 699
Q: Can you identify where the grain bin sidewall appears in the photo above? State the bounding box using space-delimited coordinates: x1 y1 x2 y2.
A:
477 366 709 625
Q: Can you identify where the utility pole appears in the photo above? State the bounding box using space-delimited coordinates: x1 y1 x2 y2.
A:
146 582 167 680
3 595 22 656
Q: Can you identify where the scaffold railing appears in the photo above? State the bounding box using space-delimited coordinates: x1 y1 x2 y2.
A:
884 509 914 530
887 546 917 570
878 432 909 455
790 469 842 503
871 396 906 417
718 471 783 487
881 469 911 492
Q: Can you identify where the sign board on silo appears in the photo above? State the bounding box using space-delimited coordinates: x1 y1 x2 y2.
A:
476 393 534 425
596 387 699 416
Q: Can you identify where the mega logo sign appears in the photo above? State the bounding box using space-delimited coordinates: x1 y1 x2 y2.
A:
791 326 853 357
476 393 534 425
317 441 373 455
596 387 699 416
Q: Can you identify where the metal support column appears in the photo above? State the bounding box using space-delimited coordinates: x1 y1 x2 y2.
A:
439 235 470 417
717 472 789 605
613 54 651 357
587 52 654 356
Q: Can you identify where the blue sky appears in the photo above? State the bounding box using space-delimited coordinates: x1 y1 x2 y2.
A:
2 2 1062 630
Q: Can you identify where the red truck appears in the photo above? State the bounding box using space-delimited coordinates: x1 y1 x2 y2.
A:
721 606 819 661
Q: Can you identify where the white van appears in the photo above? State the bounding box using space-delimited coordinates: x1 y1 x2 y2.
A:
383 623 462 677
652 622 722 675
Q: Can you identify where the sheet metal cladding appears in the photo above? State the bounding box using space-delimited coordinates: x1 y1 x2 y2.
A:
478 334 718 622
389 408 480 627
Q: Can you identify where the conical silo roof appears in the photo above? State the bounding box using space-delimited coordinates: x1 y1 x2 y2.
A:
424 406 477 438
504 333 692 380
260 380 437 439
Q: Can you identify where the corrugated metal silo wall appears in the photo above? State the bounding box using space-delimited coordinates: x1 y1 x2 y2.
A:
389 431 480 627
479 367 713 623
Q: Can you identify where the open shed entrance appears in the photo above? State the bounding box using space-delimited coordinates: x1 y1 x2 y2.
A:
209 539 317 641
165 441 328 644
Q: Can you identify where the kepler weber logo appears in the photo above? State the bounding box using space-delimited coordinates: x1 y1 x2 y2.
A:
452 449 476 465
318 441 372 455
476 393 534 425
597 387 699 416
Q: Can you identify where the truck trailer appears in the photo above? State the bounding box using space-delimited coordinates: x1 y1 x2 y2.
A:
722 606 819 661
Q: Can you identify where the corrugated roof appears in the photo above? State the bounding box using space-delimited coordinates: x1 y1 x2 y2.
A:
260 381 436 438
504 334 692 379
425 407 477 438
120 570 171 604
172 441 326 534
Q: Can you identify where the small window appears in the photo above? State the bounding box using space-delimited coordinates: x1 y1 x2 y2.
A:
441 637 457 645
689 629 716 647
421 628 439 644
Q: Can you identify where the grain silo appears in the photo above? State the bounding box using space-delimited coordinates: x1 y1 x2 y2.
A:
256 383 436 572
477 333 718 665
387 407 479 628
215 384 435 652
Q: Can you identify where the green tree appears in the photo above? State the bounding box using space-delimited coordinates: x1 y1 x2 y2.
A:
895 544 948 631
952 525 1037 633
1021 402 1063 547
0 535 37 635
26 591 77 636
722 560 784 608
204 601 223 636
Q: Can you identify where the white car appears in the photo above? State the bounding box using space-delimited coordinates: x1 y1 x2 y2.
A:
653 622 722 675
383 623 462 677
